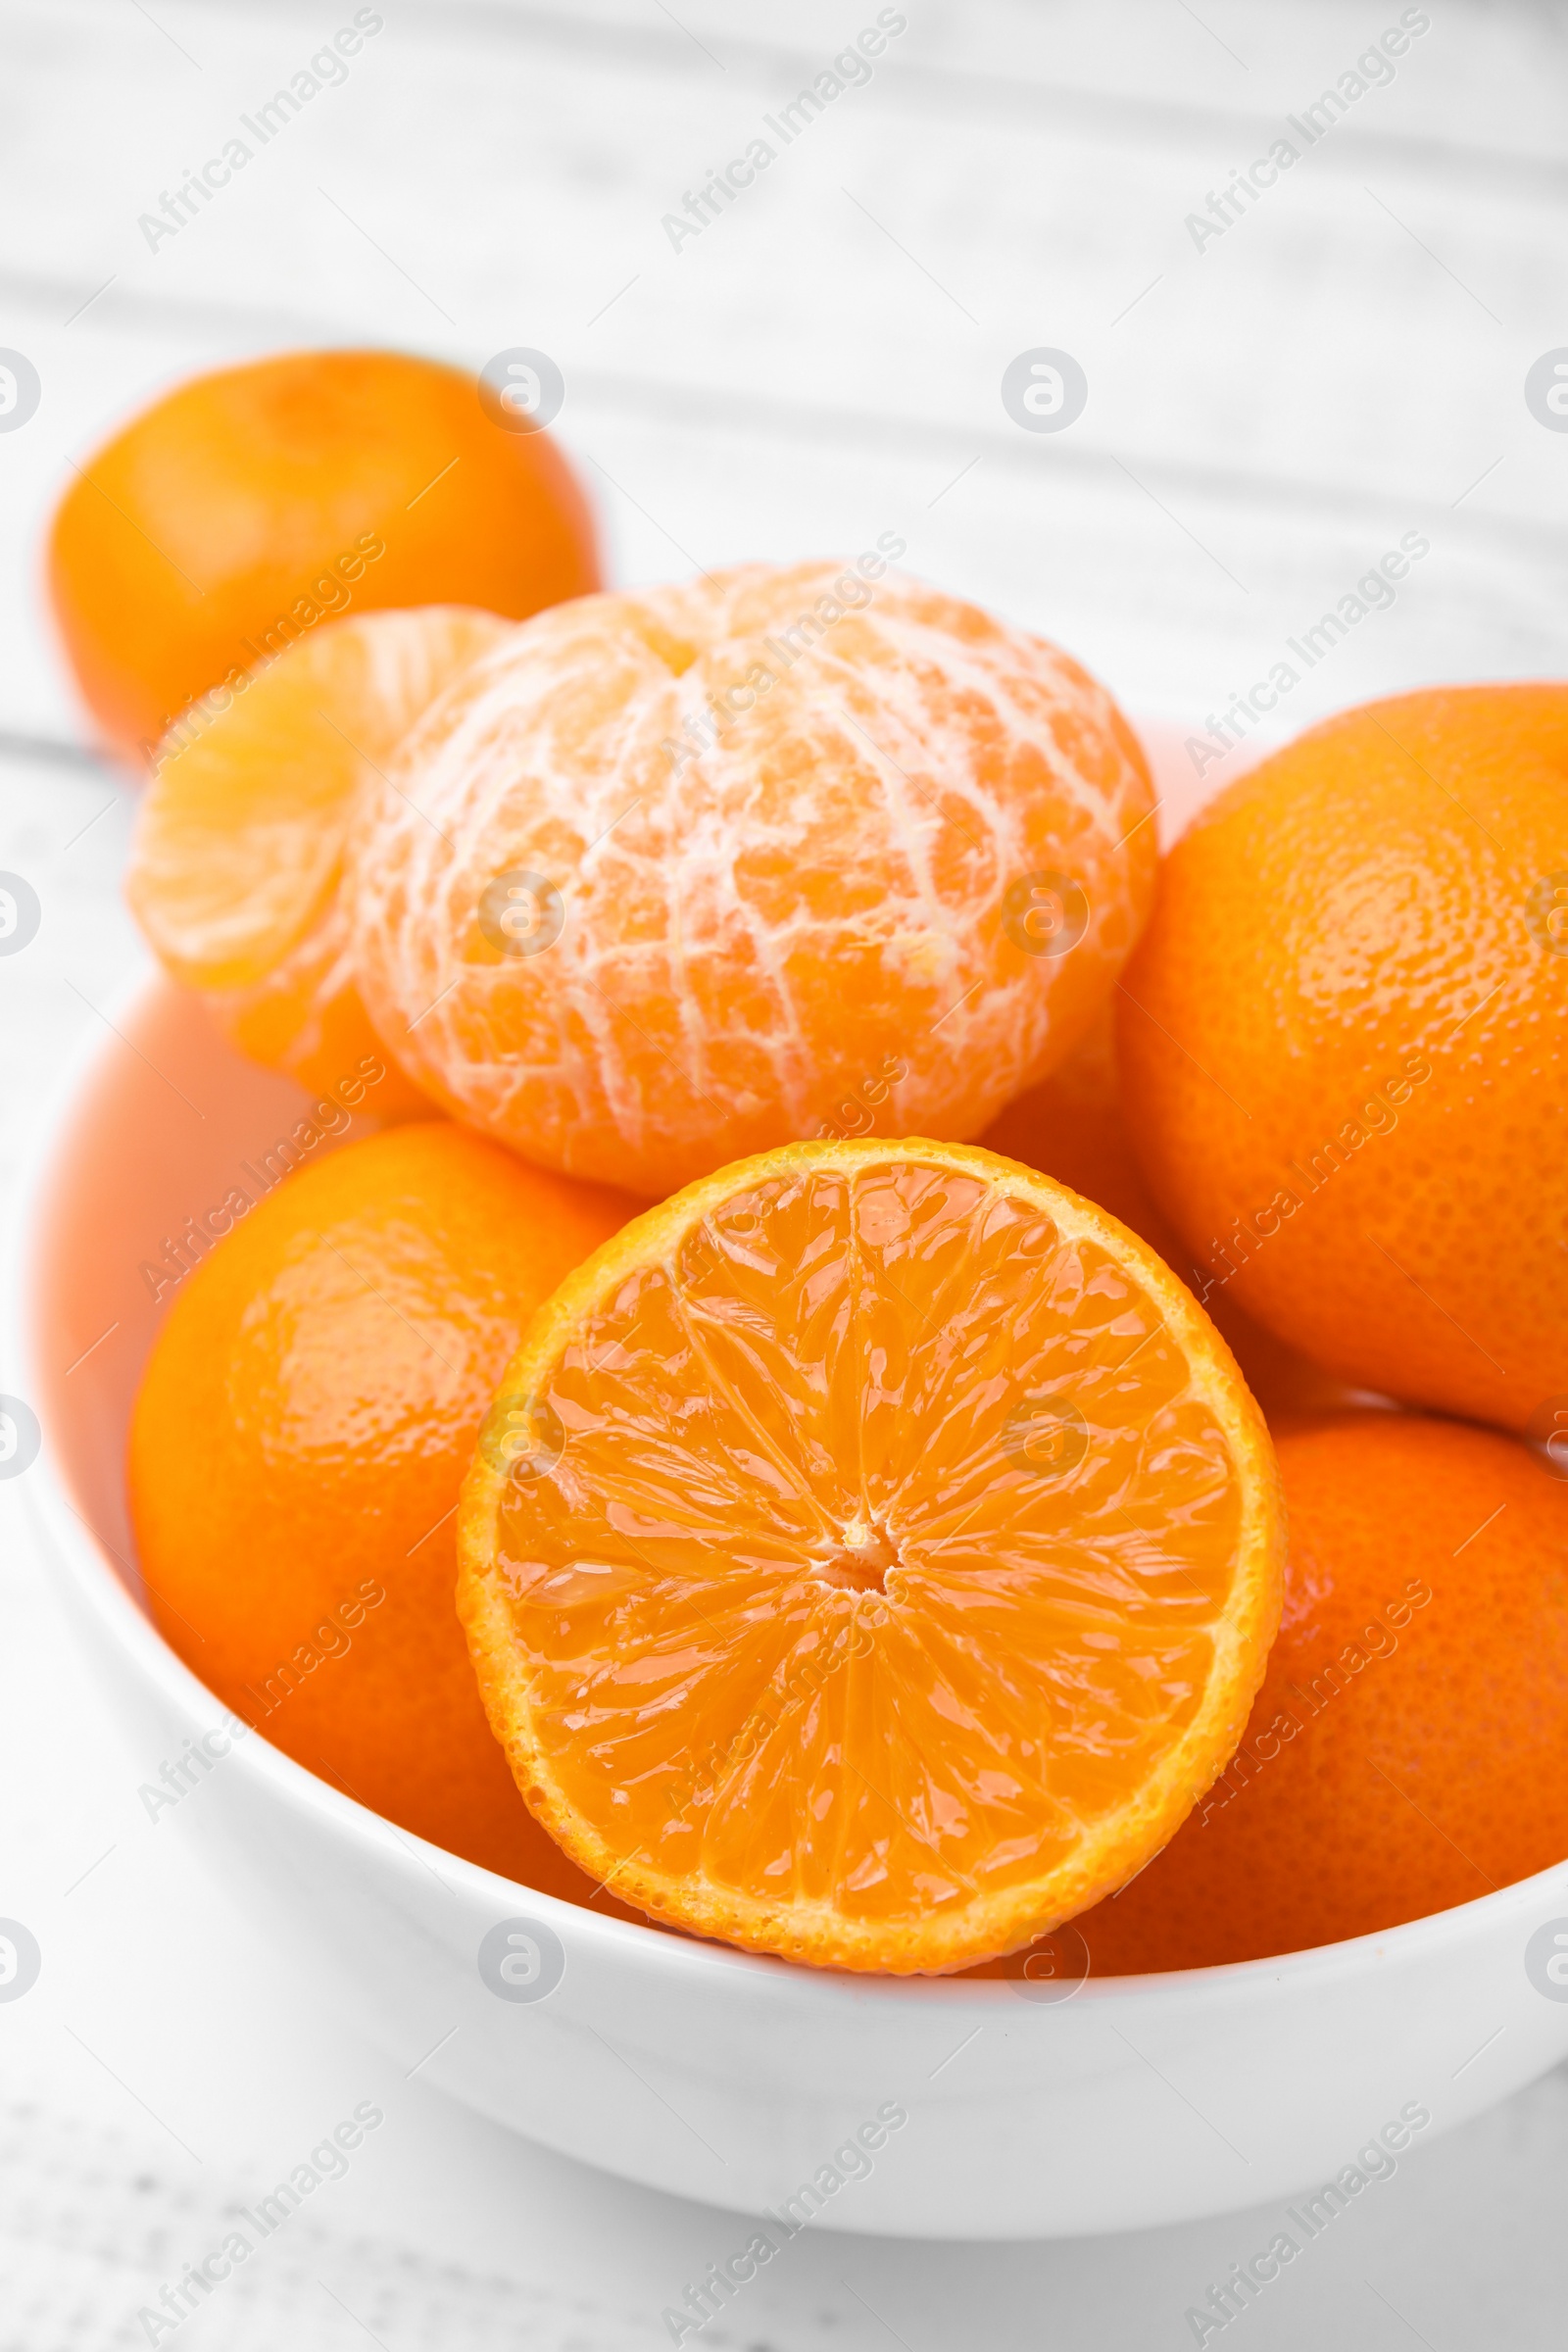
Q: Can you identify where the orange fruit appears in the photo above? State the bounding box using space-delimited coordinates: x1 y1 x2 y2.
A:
351 562 1158 1197
456 1137 1285 1974
981 1004 1371 1422
49 348 600 766
126 606 513 1113
1117 686 1568 1433
1076 1411 1568 1971
128 1122 638 1895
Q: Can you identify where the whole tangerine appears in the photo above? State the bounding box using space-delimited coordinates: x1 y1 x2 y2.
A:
980 1005 1368 1423
1074 1411 1568 1971
1117 686 1568 1432
127 1121 637 1895
49 348 599 766
351 560 1157 1196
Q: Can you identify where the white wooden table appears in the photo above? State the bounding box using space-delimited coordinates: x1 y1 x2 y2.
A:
3 4 1567 2342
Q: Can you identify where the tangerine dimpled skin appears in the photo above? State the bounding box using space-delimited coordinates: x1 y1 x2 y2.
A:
1075 1412 1568 1972
980 1005 1369 1423
350 563 1158 1197
1117 686 1568 1433
127 1123 638 1896
49 348 600 765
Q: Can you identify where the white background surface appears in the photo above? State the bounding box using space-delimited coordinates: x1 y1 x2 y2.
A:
2 2 1567 2343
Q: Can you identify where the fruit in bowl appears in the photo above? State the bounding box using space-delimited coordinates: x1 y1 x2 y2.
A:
348 560 1160 1195
1075 1410 1568 1972
127 1120 638 1893
1118 685 1568 1434
112 594 1568 1981
126 605 514 1114
458 1135 1284 1974
26 967 1568 2236
979 1003 1372 1424
49 335 1561 1996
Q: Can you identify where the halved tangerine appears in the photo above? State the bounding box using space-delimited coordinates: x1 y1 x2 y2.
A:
458 1137 1284 1974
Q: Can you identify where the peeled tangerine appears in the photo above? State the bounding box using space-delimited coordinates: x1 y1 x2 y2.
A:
126 606 514 1115
351 561 1157 1197
457 1138 1285 1975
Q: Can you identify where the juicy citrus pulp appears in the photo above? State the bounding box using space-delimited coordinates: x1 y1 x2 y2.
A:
458 1138 1284 1974
126 605 514 1109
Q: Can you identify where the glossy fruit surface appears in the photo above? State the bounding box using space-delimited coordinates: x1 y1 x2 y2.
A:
1075 1411 1568 1971
50 348 599 763
353 562 1158 1196
128 1122 636 1892
980 1004 1369 1423
458 1136 1284 1974
1118 686 1568 1433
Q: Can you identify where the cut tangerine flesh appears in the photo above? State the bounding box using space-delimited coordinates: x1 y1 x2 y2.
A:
459 1139 1283 1974
126 605 514 1108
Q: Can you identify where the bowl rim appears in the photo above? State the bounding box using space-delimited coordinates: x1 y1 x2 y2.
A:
13 960 1567 2014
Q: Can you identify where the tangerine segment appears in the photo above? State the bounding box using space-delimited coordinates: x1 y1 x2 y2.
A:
458 1138 1284 1974
126 606 514 1109
352 563 1156 1196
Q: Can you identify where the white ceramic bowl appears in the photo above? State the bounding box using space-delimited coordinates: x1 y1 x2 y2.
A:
16 968 1568 2242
